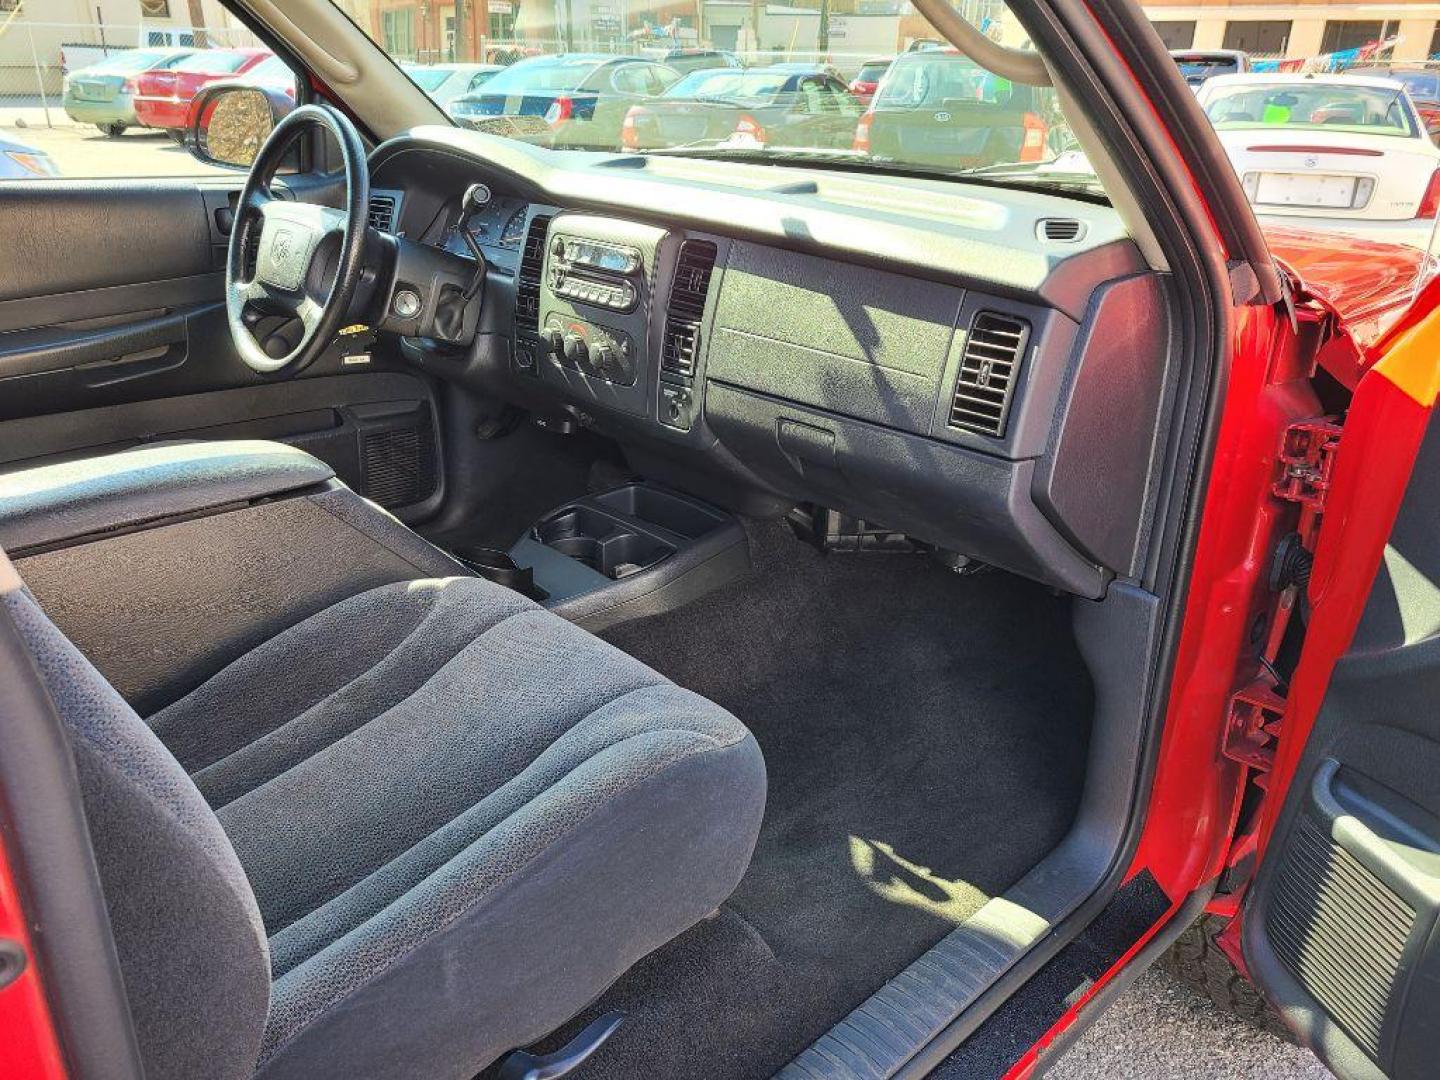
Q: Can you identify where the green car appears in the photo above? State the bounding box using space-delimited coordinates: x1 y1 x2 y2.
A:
62 48 194 136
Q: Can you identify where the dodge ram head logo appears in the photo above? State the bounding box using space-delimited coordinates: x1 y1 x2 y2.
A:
272 228 295 267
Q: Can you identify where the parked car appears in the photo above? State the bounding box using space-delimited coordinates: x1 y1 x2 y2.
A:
1347 66 1440 141
847 56 893 106
855 48 1057 169
623 67 861 151
132 47 274 142
62 48 195 136
449 54 681 150
0 132 59 179
402 63 503 109
662 48 745 75
765 60 847 82
1198 73 1440 250
1170 48 1250 88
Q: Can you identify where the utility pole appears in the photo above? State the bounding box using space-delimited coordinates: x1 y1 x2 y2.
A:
454 0 467 60
186 0 208 48
816 0 829 54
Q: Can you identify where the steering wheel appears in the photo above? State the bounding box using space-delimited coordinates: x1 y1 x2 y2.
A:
226 104 370 376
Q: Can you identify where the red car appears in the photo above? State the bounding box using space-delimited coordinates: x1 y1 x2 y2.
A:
3 2 1440 1080
847 55 893 105
131 47 273 141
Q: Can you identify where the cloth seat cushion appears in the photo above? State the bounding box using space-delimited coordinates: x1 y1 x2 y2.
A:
147 575 766 1080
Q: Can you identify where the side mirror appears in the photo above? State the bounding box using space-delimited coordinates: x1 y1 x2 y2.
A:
188 85 287 169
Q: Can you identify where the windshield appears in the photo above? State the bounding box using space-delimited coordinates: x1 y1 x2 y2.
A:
479 57 604 95
1175 57 1239 81
337 0 1095 198
85 50 177 75
666 70 790 100
173 51 254 75
404 66 454 91
1203 82 1417 138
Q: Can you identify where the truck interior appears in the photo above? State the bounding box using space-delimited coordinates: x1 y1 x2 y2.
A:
0 1 1288 1078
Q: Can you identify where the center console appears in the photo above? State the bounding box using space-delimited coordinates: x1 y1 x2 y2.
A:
506 482 749 633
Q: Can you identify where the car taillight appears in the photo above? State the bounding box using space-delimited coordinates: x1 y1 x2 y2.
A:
544 96 573 128
621 105 645 150
1020 111 1047 162
853 110 873 153
733 113 766 147
1416 169 1440 219
849 80 876 95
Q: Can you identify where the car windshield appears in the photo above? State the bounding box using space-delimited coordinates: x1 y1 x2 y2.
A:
1175 56 1239 81
478 57 605 95
86 50 177 74
334 0 1098 198
1203 82 1417 138
404 66 455 91
666 70 789 100
173 50 253 75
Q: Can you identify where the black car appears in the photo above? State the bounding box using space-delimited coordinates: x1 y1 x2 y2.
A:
857 48 1057 169
450 53 681 150
623 67 862 152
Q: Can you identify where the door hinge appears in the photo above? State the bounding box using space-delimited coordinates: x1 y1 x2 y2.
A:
1272 419 1342 516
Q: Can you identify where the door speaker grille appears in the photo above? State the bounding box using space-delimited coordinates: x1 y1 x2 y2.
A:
1266 815 1415 1061
360 409 438 510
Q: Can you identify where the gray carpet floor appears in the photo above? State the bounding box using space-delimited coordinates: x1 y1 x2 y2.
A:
522 521 1094 1079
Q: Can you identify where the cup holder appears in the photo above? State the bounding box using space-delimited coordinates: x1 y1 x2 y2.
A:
535 509 675 580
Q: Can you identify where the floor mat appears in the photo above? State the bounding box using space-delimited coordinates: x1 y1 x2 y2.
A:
536 522 1093 1079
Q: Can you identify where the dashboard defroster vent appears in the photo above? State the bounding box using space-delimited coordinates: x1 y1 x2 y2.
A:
1038 218 1085 242
949 311 1028 438
515 214 552 335
367 193 398 232
661 239 718 383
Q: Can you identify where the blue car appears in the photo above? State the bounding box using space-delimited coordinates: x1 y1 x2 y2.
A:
0 132 59 179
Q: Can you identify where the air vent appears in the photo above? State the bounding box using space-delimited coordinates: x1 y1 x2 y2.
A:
661 240 718 383
949 311 1028 438
515 214 552 335
1266 815 1415 1061
368 193 398 232
1038 218 1085 242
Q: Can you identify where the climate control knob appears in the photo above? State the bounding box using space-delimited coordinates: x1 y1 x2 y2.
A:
562 333 588 366
587 341 616 373
543 328 566 355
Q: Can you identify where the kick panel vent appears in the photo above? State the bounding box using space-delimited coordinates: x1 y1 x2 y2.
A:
367 193 398 232
1266 815 1415 1061
1038 218 1085 242
661 239 718 383
515 214 552 334
360 407 438 510
949 311 1028 438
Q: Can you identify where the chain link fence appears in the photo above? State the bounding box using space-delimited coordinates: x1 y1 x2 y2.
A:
0 21 259 124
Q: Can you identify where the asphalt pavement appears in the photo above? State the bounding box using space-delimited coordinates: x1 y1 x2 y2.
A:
1048 966 1331 1079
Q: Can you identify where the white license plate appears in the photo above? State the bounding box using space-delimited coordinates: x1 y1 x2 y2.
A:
1254 172 1357 209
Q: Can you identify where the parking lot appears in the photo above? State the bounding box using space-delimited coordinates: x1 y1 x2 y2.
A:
1 103 223 178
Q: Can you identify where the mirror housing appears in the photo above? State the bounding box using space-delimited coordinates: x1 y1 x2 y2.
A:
188 84 293 170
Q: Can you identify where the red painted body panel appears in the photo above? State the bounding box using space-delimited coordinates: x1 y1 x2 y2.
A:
133 49 271 130
0 839 66 1080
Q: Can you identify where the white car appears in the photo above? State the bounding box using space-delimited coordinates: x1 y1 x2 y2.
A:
402 62 503 109
1197 72 1440 251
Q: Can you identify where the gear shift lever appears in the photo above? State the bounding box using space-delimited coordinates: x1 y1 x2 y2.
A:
456 183 490 301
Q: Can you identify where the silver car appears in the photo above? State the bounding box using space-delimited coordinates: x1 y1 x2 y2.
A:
0 133 59 179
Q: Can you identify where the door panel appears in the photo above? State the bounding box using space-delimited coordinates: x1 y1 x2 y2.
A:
1243 413 1440 1080
0 178 444 522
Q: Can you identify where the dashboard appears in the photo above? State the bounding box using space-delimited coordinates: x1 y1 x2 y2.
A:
370 127 1174 600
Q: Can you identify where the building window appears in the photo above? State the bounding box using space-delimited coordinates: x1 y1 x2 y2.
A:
140 0 172 15
1222 20 1291 56
1152 21 1197 50
1321 20 1395 55
382 9 416 58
